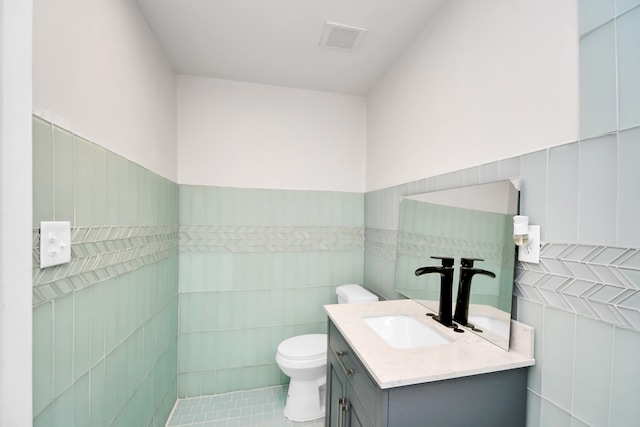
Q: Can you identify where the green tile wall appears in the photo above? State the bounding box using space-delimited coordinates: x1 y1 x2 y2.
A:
177 185 364 398
32 116 179 427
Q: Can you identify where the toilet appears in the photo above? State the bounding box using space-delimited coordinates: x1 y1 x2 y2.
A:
276 284 379 421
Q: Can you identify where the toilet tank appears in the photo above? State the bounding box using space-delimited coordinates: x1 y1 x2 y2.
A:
336 284 379 304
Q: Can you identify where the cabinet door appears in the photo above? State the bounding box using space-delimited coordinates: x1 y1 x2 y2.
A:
327 351 374 427
326 351 347 427
345 383 374 427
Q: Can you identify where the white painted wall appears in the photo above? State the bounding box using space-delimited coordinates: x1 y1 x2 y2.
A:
1 0 33 425
32 0 178 181
366 0 579 191
178 76 366 192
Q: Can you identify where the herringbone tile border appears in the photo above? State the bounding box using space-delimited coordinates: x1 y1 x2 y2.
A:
514 243 640 331
179 225 364 253
32 225 179 306
397 231 508 265
364 227 397 261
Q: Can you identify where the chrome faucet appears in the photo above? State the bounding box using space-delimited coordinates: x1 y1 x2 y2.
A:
453 258 496 327
415 256 455 328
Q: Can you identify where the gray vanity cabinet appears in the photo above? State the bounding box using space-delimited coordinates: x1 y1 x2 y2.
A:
326 324 378 427
325 319 528 427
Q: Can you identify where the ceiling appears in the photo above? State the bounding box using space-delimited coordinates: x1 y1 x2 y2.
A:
134 0 449 96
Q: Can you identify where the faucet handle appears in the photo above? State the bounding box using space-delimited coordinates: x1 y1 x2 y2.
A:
461 257 484 268
430 256 454 267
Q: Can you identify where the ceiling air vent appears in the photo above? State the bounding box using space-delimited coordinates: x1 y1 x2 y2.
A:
320 22 367 51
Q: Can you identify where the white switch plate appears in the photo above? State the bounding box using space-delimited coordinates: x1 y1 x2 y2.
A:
518 225 540 264
40 221 71 268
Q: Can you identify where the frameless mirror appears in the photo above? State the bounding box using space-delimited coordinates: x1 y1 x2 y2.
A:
394 180 519 350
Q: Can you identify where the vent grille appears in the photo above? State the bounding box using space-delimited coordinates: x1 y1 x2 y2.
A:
320 22 367 51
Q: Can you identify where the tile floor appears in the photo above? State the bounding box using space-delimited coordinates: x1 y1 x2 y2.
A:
166 386 325 427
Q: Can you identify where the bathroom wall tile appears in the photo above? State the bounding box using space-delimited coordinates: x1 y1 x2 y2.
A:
128 162 139 225
617 0 640 14
52 383 74 427
73 287 91 380
617 6 640 129
135 166 148 225
580 21 617 138
33 405 52 427
215 292 236 331
33 302 53 416
423 176 435 192
218 187 236 225
462 166 480 186
449 170 463 188
53 126 75 223
177 334 189 375
407 178 427 196
53 293 73 398
178 294 190 334
189 185 207 225
215 367 241 395
33 117 53 228
526 392 541 427
520 150 547 235
105 278 119 353
578 134 617 245
610 327 640 426
90 145 107 226
547 142 579 243
578 0 615 35
89 282 105 367
540 399 572 426
364 191 375 228
186 333 202 373
517 299 544 394
118 158 132 225
541 307 575 411
498 156 521 180
348 192 365 227
571 417 590 427
187 292 206 332
479 161 499 184
150 173 162 225
436 173 450 190
572 316 613 427
248 188 268 225
179 253 192 293
105 151 120 226
73 372 90 427
199 370 216 396
166 180 180 225
159 178 168 225
233 254 262 291
199 333 217 372
73 136 92 226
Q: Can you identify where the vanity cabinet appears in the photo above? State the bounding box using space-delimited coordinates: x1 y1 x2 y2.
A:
325 320 528 427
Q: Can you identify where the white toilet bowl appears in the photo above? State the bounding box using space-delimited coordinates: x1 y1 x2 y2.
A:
275 284 378 421
276 334 327 421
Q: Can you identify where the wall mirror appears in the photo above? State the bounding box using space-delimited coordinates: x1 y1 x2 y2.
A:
394 180 519 350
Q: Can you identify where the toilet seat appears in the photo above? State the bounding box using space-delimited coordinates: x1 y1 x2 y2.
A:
277 334 327 361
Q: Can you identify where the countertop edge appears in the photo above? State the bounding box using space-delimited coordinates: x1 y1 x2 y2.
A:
325 300 535 390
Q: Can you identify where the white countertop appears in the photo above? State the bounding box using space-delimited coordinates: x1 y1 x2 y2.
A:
324 299 535 389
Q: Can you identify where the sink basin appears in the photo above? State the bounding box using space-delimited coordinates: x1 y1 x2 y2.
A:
468 315 510 337
363 314 452 349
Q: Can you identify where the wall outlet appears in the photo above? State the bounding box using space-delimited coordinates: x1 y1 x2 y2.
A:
40 221 71 268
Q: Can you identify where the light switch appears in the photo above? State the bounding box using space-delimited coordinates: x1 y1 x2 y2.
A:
40 221 71 268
